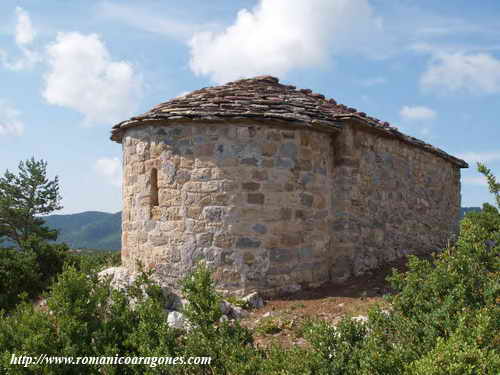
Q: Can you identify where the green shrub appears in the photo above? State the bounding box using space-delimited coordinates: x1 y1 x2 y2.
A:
0 265 181 374
181 262 223 330
406 307 500 374
179 262 261 374
0 236 68 311
0 248 41 311
303 317 369 374
255 317 283 335
23 236 68 286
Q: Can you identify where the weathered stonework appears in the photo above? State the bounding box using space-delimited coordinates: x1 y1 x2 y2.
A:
113 76 467 297
329 119 462 281
122 121 333 296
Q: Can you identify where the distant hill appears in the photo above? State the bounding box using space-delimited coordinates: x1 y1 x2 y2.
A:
44 211 122 250
37 207 482 251
460 207 481 219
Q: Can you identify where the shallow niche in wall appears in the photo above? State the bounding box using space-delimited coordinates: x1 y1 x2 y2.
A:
150 168 160 219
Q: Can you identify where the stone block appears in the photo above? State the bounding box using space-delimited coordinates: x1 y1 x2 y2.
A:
261 143 278 157
279 207 293 221
247 193 265 205
252 223 268 234
262 159 274 168
252 169 268 181
297 159 312 171
276 158 294 169
241 157 259 166
197 232 213 247
300 133 311 147
203 206 225 222
279 142 298 159
191 168 212 181
214 233 234 248
236 237 261 248
280 232 303 247
242 182 261 191
300 193 314 208
243 252 255 265
269 247 295 262
196 143 215 157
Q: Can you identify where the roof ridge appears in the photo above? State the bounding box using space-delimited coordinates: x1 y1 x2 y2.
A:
110 75 467 168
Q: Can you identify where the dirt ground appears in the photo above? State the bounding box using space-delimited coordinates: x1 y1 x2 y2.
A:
240 257 410 348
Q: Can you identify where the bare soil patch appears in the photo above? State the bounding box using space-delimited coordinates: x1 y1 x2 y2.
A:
240 257 410 348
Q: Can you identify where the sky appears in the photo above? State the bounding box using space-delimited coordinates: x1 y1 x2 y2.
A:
0 0 499 214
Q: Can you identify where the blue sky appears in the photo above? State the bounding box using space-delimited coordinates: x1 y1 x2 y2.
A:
0 0 498 214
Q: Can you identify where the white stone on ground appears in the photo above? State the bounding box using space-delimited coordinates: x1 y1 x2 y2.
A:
219 300 233 315
230 306 249 319
242 292 264 309
167 311 187 330
98 266 137 290
351 315 369 324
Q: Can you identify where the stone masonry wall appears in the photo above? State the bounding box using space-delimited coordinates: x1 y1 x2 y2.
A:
329 121 461 281
121 121 334 296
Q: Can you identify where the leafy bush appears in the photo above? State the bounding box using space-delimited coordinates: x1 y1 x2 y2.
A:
0 236 69 311
0 262 261 374
0 248 40 311
23 236 68 287
0 265 179 374
179 263 261 374
180 262 223 331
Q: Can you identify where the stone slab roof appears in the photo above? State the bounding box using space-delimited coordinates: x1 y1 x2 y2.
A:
111 76 468 168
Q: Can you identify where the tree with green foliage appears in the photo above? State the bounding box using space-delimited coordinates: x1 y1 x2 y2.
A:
478 162 500 208
0 158 67 311
0 157 62 248
465 163 500 240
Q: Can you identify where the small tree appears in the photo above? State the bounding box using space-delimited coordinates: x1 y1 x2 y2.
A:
0 157 62 248
477 162 500 209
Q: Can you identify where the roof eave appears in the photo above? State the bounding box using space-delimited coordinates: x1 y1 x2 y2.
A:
110 115 343 143
335 114 469 169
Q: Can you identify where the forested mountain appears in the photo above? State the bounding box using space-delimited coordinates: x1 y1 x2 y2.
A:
460 207 481 218
44 211 122 250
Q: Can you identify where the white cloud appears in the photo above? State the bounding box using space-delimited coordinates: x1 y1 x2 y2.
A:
95 157 121 187
456 151 500 164
0 7 40 71
42 32 142 125
0 101 24 136
189 0 386 83
462 176 488 186
0 47 40 71
15 7 36 45
400 106 437 120
421 52 500 94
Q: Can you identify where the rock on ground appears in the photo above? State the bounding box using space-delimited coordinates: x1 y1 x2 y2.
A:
351 315 369 324
167 311 187 330
242 292 264 309
98 267 137 290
